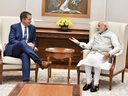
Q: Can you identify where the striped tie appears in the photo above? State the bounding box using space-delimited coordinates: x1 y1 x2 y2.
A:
23 26 27 43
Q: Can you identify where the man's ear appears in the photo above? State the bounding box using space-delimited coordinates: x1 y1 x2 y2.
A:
22 18 25 22
104 25 107 30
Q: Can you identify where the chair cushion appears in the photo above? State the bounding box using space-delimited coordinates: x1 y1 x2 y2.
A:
3 56 35 65
3 64 36 70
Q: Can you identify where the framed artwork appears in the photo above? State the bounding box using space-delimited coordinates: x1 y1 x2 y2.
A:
42 0 91 18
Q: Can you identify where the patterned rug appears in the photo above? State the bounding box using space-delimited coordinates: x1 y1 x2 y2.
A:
0 69 128 96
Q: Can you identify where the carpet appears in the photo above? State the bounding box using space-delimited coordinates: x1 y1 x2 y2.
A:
0 69 128 96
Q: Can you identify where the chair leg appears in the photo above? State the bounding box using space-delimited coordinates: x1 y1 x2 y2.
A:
77 67 80 84
47 66 50 83
35 63 38 82
0 63 2 84
0 72 2 84
49 66 51 78
109 77 112 90
92 73 94 78
122 71 124 83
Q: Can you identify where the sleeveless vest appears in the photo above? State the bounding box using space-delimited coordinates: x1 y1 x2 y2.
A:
90 30 114 54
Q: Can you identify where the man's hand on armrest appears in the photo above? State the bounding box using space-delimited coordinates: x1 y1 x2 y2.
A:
34 47 38 52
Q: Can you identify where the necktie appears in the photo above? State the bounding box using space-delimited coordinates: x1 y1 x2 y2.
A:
23 26 27 43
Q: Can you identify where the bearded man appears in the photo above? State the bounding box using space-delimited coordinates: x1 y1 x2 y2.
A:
69 21 121 92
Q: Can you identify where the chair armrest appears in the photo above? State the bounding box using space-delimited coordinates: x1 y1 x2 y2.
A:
0 44 2 61
0 44 2 51
82 49 90 59
113 50 123 57
0 50 1 61
34 47 38 52
111 50 125 74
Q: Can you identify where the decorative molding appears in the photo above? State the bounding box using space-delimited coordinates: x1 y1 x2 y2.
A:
35 21 90 30
104 0 107 21
25 0 28 11
36 32 89 39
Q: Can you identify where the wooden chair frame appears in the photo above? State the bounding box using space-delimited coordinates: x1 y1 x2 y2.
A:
77 55 125 90
0 49 39 84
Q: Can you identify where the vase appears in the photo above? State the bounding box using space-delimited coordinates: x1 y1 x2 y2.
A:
61 26 68 31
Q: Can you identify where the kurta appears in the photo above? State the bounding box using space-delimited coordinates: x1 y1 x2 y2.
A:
77 30 121 70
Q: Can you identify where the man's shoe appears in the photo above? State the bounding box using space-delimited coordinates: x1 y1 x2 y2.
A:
90 85 99 92
83 83 92 91
40 61 52 69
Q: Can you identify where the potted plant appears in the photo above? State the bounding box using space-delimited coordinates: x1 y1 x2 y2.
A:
56 19 73 31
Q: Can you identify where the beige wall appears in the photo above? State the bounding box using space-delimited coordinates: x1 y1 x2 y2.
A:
27 0 106 30
0 0 26 16
0 0 128 29
0 0 106 30
106 0 128 23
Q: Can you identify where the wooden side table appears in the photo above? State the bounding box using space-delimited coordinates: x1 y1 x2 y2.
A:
45 47 75 84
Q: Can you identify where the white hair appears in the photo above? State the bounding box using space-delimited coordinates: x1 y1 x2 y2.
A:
103 22 108 30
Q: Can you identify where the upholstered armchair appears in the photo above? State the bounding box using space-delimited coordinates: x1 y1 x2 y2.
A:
0 16 38 84
77 21 128 90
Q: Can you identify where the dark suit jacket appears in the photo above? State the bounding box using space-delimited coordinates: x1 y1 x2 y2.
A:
4 23 36 56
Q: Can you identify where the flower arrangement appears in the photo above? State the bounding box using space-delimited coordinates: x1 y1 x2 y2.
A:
56 19 73 27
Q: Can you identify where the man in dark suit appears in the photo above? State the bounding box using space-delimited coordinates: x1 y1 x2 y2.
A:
4 11 51 82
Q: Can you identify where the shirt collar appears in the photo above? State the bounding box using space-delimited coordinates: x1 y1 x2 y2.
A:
21 22 28 28
98 30 108 35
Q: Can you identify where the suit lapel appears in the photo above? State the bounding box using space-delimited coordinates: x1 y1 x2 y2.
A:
18 23 23 40
28 25 31 42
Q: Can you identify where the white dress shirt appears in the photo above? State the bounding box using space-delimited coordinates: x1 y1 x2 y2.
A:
21 23 29 43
